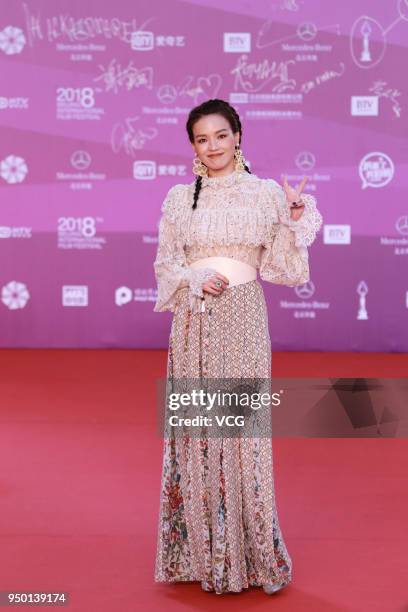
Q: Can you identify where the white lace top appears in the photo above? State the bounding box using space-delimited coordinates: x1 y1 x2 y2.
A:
153 169 323 314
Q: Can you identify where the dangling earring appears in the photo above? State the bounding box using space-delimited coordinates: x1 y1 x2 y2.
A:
234 145 246 172
192 156 208 177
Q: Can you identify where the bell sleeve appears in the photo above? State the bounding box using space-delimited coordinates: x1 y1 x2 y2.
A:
259 178 323 286
153 184 218 313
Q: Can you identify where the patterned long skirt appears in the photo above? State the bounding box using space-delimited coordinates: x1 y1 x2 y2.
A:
154 279 293 594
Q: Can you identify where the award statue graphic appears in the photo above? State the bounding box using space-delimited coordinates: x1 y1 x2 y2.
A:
357 281 369 320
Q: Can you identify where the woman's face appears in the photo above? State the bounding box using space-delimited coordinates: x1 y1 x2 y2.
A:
191 113 240 175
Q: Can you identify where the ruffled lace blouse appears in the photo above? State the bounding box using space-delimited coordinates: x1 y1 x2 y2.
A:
153 169 323 313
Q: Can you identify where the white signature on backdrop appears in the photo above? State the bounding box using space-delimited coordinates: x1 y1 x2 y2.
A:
301 63 345 95
111 116 158 158
94 59 153 94
157 74 222 105
231 54 296 93
368 81 401 118
21 1 155 45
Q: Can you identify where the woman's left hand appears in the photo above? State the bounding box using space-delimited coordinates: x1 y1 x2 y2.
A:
281 174 308 221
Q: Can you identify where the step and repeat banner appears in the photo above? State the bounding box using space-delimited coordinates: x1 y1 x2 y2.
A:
0 0 406 350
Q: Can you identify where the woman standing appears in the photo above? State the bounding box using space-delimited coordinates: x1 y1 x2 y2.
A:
153 99 322 595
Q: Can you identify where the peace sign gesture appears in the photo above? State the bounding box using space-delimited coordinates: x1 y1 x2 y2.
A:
280 174 308 221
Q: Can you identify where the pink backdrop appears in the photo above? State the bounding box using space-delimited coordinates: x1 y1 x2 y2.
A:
0 0 406 350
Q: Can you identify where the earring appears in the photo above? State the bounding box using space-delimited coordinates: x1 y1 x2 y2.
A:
192 156 208 177
234 145 246 172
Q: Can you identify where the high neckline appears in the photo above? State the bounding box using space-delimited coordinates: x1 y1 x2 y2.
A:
201 169 246 189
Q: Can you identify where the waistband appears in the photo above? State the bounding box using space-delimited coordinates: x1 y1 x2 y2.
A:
189 256 257 288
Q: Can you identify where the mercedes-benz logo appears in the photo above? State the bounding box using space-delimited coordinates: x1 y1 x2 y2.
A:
70 150 91 170
295 281 315 299
297 22 317 42
295 151 315 171
157 84 177 105
395 215 408 236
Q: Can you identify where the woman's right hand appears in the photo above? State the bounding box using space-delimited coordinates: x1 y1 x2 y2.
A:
202 273 229 296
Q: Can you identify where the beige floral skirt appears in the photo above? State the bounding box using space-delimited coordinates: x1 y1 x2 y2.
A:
154 279 293 594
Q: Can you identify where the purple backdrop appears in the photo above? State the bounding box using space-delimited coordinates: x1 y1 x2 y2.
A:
0 0 406 350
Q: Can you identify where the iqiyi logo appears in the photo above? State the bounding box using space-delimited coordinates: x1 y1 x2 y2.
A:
131 31 154 51
0 155 28 184
1 281 30 310
0 26 26 55
133 161 156 180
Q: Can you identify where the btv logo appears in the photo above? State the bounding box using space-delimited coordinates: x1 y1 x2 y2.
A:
351 96 378 116
324 225 351 244
223 32 251 52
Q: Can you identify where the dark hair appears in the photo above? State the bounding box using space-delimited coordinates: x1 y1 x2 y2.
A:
186 99 251 209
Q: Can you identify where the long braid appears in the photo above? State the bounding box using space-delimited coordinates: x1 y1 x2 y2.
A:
187 99 251 210
192 176 203 210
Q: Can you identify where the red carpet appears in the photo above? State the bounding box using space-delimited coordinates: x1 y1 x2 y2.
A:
0 350 407 611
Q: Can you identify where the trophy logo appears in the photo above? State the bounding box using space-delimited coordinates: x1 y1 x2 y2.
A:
357 281 369 320
360 21 372 62
350 16 386 69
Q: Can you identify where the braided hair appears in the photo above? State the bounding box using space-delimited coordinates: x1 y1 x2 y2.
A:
186 99 251 210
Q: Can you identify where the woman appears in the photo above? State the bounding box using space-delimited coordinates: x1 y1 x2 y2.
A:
153 98 322 595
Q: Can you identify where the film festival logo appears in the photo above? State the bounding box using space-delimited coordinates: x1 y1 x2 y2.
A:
1 281 30 310
0 26 26 55
0 155 28 184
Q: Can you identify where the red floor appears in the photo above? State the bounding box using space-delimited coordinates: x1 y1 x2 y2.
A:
0 350 407 611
